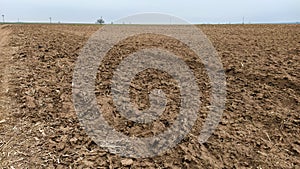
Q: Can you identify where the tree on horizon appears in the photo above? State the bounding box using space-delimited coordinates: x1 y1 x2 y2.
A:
96 16 105 24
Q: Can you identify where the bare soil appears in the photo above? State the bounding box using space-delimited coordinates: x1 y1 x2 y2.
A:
0 24 299 168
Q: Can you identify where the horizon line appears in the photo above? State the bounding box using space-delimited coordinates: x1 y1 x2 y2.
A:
1 21 300 25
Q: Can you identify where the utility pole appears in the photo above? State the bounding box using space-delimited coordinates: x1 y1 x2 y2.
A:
2 15 4 23
49 17 52 24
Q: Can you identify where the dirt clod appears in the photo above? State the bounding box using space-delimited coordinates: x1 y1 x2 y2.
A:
121 159 134 166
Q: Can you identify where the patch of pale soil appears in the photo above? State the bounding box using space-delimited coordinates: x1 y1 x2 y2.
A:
0 25 12 120
0 25 20 167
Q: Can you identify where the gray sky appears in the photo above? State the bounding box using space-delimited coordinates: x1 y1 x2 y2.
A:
1 0 300 23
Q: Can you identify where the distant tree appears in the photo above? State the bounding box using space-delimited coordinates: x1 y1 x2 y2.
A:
96 17 105 24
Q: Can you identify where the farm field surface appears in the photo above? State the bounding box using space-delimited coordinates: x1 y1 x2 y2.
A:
0 24 299 168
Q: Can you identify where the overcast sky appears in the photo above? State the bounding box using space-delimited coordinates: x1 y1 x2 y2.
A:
1 0 300 24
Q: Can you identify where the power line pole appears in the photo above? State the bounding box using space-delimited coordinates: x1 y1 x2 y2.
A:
2 15 4 23
49 17 52 24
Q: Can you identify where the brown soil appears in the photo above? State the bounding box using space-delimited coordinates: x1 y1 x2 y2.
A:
0 24 299 168
0 25 13 120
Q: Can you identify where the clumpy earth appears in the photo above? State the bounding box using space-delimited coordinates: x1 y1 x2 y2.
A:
0 24 299 168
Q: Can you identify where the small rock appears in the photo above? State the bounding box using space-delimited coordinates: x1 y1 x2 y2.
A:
121 159 133 166
56 143 65 151
70 137 78 143
26 96 36 108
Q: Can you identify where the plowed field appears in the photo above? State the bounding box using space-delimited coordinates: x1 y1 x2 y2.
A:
0 24 299 168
